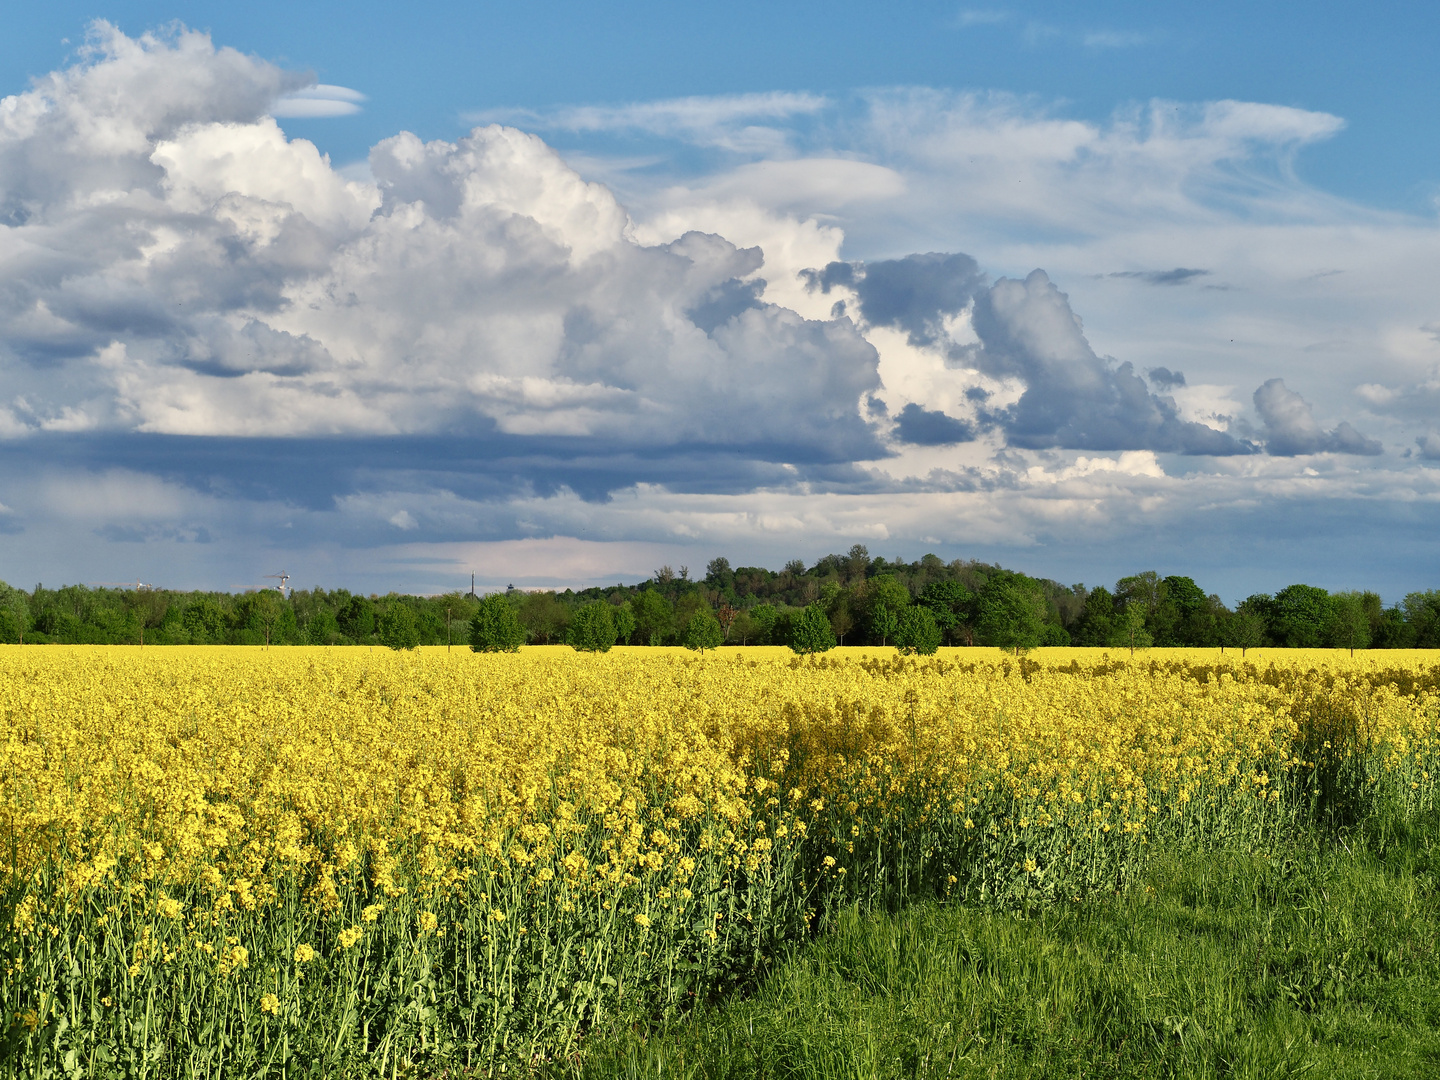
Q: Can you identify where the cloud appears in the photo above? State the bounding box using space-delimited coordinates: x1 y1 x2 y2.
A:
1417 432 1440 460
472 92 829 153
970 270 1248 454
1110 268 1209 285
272 84 366 119
1147 367 1186 389
893 403 975 445
803 252 987 346
1253 379 1382 456
3 24 1437 597
955 10 1010 28
0 29 883 463
1353 373 1440 423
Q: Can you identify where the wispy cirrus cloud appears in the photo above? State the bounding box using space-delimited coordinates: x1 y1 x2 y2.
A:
469 92 830 153
953 9 1010 28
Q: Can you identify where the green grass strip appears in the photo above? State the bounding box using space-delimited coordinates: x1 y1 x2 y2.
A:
568 811 1440 1080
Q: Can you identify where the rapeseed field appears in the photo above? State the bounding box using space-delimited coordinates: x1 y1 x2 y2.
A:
3 646 1438 1075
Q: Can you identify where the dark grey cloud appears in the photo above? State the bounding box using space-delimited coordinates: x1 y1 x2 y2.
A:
893 403 975 445
802 252 986 346
1109 268 1209 286
1253 379 1382 456
970 270 1250 455
1147 367 1186 389
1417 432 1440 461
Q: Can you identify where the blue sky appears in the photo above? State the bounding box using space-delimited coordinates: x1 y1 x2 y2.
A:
8 1 1439 213
0 4 1438 602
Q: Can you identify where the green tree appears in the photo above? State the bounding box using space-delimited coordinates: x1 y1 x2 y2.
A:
1402 590 1440 648
865 575 910 645
337 595 375 642
1325 592 1371 655
789 603 836 654
1156 575 1211 646
1373 605 1416 649
1272 584 1331 648
239 590 283 648
630 590 673 646
378 604 421 650
0 583 31 645
895 606 942 655
1114 572 1161 619
729 608 759 645
1072 586 1115 646
751 604 780 645
845 544 871 583
306 608 342 645
976 577 1046 653
704 557 734 593
683 610 724 653
1114 604 1152 655
614 601 636 644
568 602 618 652
470 594 527 652
919 580 973 646
182 598 229 643
1224 610 1267 656
673 593 708 641
518 592 571 645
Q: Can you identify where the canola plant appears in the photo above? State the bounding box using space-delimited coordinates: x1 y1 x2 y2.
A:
3 646 1438 1075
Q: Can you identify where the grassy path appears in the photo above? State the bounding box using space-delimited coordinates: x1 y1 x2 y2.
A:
569 812 1440 1079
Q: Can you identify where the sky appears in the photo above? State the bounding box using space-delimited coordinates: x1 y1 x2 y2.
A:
0 3 1438 603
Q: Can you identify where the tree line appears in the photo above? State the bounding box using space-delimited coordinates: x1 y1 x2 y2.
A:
1 547 1437 653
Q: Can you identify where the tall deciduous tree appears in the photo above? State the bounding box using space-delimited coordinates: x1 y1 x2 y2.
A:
789 603 836 654
470 594 526 652
683 610 724 653
1116 604 1152 655
518 592 571 645
918 580 973 645
1272 584 1331 647
1325 592 1371 655
568 602 618 652
630 590 673 646
976 577 1046 654
1402 591 1440 648
865 575 910 646
378 604 421 650
0 583 30 645
895 606 942 655
1224 610 1267 656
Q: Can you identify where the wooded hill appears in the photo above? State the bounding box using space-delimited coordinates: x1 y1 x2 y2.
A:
1 545 1436 651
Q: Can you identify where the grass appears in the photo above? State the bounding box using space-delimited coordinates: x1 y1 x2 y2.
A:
564 811 1440 1080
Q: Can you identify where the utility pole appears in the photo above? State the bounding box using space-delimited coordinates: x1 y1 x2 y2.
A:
447 606 452 652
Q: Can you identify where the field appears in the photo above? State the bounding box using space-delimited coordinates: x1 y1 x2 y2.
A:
3 646 1439 1077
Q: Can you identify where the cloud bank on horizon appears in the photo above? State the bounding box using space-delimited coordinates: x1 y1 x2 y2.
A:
0 23 1437 599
